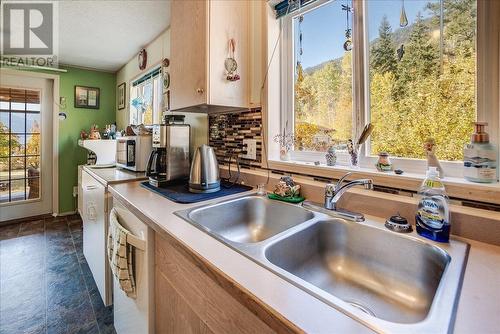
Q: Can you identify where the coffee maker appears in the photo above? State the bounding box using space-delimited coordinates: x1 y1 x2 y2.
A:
146 117 190 187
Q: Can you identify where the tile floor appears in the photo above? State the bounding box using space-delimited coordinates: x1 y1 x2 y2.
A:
0 215 115 334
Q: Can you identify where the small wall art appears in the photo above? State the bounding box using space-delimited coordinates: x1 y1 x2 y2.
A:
75 85 100 109
118 82 126 110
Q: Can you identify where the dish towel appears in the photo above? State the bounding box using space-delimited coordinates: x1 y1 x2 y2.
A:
108 208 136 298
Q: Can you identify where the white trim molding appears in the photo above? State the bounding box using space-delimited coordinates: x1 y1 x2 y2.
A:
0 68 60 215
268 0 500 182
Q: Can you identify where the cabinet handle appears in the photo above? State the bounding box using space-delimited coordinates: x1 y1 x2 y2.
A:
87 202 97 221
85 185 98 190
196 88 204 94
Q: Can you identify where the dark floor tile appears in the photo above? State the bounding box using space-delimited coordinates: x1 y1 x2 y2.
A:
0 272 46 333
0 223 20 241
1 215 115 334
0 318 46 334
45 219 69 234
67 214 83 225
47 296 96 334
0 235 45 281
90 289 114 334
18 219 45 236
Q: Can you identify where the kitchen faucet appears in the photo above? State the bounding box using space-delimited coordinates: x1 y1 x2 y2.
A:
325 172 374 211
302 172 373 222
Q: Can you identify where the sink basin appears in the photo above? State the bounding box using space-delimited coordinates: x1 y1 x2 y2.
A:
186 196 314 243
176 196 469 333
265 219 450 323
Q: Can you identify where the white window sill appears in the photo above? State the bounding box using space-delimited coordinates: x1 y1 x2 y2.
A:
267 159 500 205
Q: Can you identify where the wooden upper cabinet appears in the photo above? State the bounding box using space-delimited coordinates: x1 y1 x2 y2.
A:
170 0 250 112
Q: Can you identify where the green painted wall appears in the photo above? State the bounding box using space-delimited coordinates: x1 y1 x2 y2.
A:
58 66 116 213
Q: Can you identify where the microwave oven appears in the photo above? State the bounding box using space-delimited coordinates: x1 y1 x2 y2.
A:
116 135 152 172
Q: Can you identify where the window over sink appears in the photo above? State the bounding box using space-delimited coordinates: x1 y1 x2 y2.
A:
279 0 490 177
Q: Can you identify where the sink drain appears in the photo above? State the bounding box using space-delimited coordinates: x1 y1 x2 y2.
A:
344 300 376 317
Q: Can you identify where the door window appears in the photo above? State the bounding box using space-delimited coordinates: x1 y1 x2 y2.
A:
0 87 42 203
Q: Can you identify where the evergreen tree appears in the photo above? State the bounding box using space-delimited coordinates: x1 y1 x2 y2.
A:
371 16 396 74
399 12 439 80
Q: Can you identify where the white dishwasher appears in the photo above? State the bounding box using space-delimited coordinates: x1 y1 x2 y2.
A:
111 199 155 334
81 170 113 306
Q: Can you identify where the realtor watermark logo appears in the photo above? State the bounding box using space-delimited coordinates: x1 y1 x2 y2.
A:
1 1 59 68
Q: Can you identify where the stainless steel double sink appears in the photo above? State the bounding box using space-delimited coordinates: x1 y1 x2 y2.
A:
175 195 469 333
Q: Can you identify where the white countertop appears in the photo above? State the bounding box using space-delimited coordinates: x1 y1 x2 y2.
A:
82 166 147 186
109 181 500 334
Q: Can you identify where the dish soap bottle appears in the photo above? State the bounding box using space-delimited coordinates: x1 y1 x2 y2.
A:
463 122 498 183
415 167 450 242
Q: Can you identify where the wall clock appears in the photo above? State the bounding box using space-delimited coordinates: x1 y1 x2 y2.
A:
138 48 147 70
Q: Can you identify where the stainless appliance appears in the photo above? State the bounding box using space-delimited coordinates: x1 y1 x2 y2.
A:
147 123 190 187
189 144 220 193
116 135 152 172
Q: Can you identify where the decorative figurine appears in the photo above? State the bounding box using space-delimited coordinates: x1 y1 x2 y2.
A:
424 138 444 177
325 146 337 166
80 130 88 140
375 152 393 172
273 176 301 198
89 124 101 140
225 39 240 81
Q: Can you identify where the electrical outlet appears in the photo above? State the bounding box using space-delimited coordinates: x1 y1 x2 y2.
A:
73 186 78 198
241 139 257 160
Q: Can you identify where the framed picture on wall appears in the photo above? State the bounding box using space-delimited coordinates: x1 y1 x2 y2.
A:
74 86 100 109
118 82 126 110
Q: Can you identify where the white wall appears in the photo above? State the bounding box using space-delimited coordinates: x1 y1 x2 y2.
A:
115 28 208 155
116 29 170 130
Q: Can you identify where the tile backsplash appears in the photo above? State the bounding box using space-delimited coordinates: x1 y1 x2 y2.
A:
209 108 262 167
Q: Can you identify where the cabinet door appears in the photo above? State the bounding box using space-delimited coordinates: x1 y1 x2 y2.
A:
208 0 250 108
81 171 108 304
155 268 212 334
155 234 275 334
171 0 208 110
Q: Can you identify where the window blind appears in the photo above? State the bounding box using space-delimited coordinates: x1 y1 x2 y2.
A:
132 67 161 87
274 0 318 19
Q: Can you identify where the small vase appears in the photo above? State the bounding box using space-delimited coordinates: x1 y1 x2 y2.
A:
325 147 337 166
349 146 361 169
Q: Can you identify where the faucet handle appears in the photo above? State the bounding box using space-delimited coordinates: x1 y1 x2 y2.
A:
325 183 335 197
325 183 335 209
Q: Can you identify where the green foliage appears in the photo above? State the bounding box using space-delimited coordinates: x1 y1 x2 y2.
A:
0 123 21 172
294 0 476 161
295 53 352 151
371 16 397 74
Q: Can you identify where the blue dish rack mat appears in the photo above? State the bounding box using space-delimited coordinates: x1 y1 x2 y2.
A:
140 180 253 204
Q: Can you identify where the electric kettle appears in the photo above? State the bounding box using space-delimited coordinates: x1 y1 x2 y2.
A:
189 145 220 193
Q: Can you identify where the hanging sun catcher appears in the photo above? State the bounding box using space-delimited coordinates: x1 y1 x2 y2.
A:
341 1 353 51
296 14 304 83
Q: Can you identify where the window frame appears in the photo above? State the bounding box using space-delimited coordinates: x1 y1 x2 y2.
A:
279 0 495 179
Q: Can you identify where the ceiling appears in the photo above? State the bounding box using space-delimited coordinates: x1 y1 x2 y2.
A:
59 1 170 72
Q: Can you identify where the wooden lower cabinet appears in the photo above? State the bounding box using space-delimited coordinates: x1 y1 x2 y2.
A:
154 234 278 334
156 269 213 334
